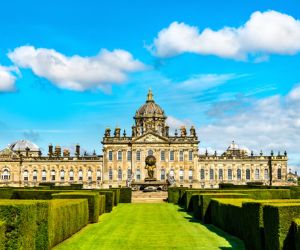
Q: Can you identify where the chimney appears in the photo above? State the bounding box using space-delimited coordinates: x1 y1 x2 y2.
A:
55 145 61 157
48 144 53 157
75 144 80 157
63 149 70 157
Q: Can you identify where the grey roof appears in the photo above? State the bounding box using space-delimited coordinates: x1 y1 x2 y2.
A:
9 140 40 152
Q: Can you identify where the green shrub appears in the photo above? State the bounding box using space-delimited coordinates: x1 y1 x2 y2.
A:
52 192 99 223
39 182 55 188
292 218 300 250
12 190 62 200
99 191 114 212
99 195 106 215
167 187 180 204
263 203 300 250
119 188 132 203
0 189 15 199
109 188 120 205
0 221 5 250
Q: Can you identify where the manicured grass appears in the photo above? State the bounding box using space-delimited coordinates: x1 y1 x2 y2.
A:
54 203 244 250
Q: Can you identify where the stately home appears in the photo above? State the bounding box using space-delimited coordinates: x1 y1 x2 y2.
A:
0 90 288 188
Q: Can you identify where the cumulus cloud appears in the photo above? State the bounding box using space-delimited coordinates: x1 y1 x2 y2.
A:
0 66 19 92
166 116 193 131
8 46 146 91
149 10 300 60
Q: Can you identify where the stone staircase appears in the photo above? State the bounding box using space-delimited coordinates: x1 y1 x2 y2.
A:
132 191 168 203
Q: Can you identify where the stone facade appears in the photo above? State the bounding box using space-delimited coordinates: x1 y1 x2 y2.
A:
0 90 289 188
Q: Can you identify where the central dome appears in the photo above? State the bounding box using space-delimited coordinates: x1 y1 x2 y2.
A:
9 139 40 152
135 89 165 117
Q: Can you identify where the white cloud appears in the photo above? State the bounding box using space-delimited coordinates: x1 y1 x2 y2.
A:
8 46 146 91
150 10 300 60
166 116 193 131
0 66 19 92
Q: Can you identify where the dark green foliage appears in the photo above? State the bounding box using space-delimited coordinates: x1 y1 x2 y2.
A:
39 182 55 188
70 183 83 190
119 188 132 203
99 191 114 212
0 221 5 250
292 219 300 250
0 189 15 199
51 184 83 190
263 203 300 250
12 190 62 200
98 195 106 215
167 187 180 204
109 188 120 205
52 192 99 223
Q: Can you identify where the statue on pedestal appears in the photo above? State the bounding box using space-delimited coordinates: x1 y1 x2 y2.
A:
145 155 156 180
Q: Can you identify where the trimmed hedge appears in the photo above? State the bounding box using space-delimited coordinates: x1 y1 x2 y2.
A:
0 189 15 199
99 195 106 215
52 192 99 223
99 191 114 212
109 188 120 206
263 203 300 250
12 190 62 200
119 188 132 203
0 221 5 250
292 219 300 250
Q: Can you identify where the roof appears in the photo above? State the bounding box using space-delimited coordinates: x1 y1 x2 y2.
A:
9 140 40 152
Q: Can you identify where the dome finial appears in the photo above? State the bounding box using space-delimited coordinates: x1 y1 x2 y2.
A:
147 88 154 102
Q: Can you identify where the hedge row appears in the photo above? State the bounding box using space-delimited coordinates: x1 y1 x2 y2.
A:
98 191 114 212
99 195 106 215
52 192 100 223
0 221 5 250
292 219 300 250
119 188 132 203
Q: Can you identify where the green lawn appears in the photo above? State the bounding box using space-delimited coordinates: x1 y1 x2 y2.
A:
54 203 244 250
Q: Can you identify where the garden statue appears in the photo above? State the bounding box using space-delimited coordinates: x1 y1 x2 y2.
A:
145 155 156 180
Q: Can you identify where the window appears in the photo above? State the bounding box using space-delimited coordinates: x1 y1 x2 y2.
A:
228 169 232 180
60 170 65 181
237 169 241 180
170 151 174 161
136 169 141 181
255 169 260 180
69 170 74 181
246 169 250 180
127 151 132 161
170 169 174 177
161 169 165 180
148 150 153 156
78 170 83 181
277 168 282 180
179 169 184 182
42 170 47 181
33 170 37 181
108 151 113 161
88 170 92 181
117 151 122 161
210 169 214 180
189 151 193 161
118 168 122 181
2 169 10 180
23 170 29 181
189 169 193 180
161 151 165 161
127 169 132 179
109 168 113 181
136 151 141 161
179 151 184 161
219 169 223 180
264 169 269 180
97 170 101 181
200 169 205 180
51 170 56 181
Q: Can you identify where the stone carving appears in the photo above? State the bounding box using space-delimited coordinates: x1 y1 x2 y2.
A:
145 155 156 179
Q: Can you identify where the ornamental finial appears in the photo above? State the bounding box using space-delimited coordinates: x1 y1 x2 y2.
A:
147 89 154 102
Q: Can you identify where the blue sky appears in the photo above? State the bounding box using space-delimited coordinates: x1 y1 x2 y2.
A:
1 0 300 170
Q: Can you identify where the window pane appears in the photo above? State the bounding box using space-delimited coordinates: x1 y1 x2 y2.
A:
179 151 184 161
170 151 174 161
127 151 132 161
161 151 165 161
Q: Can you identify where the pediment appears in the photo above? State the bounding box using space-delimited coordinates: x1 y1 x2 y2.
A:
0 148 19 159
132 132 168 143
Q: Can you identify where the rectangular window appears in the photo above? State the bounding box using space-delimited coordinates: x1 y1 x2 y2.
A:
127 151 132 161
161 151 165 161
170 151 174 161
179 151 184 161
136 151 141 161
264 169 269 180
136 169 141 181
109 169 113 181
246 169 250 180
33 171 37 181
179 169 184 182
228 169 232 180
189 151 193 161
277 168 282 179
118 151 122 161
255 169 260 180
97 170 101 181
200 169 205 180
161 169 165 180
189 170 193 180
219 169 223 180
78 171 83 181
108 151 113 161
210 169 214 180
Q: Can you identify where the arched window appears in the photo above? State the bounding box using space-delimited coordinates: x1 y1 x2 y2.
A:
42 170 47 181
136 169 141 181
219 169 223 180
189 169 193 180
148 150 153 156
200 169 205 180
179 169 184 182
277 168 282 180
161 169 165 180
69 169 74 181
97 169 101 181
264 169 269 180
2 169 10 180
33 170 37 181
228 169 232 180
87 169 92 181
255 169 260 180
237 169 241 180
60 170 65 181
246 169 250 180
23 170 29 181
78 169 83 181
109 168 113 181
51 170 56 181
210 169 214 180
118 168 122 181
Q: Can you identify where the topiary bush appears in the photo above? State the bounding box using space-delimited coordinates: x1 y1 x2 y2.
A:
52 192 99 223
98 195 106 215
11 190 62 200
109 188 120 205
0 220 5 250
99 190 114 212
119 188 132 203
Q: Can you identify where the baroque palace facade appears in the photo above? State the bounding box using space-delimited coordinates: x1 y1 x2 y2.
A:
0 90 289 188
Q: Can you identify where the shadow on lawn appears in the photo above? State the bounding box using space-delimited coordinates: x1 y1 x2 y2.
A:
179 209 245 250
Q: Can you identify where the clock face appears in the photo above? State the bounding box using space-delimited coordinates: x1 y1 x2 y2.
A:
145 155 156 166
